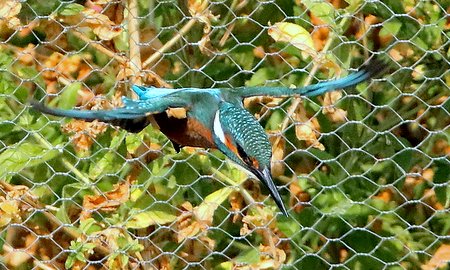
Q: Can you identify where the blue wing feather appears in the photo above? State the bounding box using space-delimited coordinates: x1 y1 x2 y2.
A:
233 57 386 98
31 96 189 121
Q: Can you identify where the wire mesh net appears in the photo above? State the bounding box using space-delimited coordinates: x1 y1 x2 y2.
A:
1 0 449 269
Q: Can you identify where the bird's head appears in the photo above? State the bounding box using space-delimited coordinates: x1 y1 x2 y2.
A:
212 102 287 215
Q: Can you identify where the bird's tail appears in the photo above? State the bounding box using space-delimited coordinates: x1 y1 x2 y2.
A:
30 100 151 133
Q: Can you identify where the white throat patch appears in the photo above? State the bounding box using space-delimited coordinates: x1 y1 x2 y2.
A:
213 110 226 144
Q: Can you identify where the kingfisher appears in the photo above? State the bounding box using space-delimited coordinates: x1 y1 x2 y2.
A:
31 58 385 216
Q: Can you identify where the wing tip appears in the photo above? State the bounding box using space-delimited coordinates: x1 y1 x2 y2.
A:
360 54 390 79
29 99 55 115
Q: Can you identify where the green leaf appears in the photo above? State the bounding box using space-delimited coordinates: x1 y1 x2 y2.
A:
302 0 336 27
126 133 144 154
434 161 450 207
58 82 81 109
245 68 274 87
380 19 402 37
194 187 234 221
268 22 315 58
215 262 233 270
59 3 85 16
88 151 119 179
277 216 301 237
235 247 260 264
79 218 102 235
126 206 177 229
0 142 59 179
344 0 363 12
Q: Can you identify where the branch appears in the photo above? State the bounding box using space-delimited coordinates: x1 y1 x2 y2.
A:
127 0 142 92
72 31 127 64
142 18 196 69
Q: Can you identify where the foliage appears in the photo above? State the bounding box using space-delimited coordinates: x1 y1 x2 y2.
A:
0 0 449 269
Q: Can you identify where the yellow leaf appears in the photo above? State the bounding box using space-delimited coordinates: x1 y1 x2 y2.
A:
194 187 234 223
188 0 208 15
0 0 21 29
92 24 122 41
0 0 21 18
166 107 187 119
422 244 450 270
0 216 11 227
126 209 177 229
268 22 316 58
61 8 122 40
322 91 347 123
293 105 325 150
187 0 218 55
295 124 324 151
270 135 285 178
0 200 18 215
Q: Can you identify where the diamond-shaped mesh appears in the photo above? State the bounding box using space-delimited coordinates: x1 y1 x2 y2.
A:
1 0 449 269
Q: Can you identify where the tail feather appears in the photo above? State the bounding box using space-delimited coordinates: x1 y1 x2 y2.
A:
30 100 146 121
30 100 151 133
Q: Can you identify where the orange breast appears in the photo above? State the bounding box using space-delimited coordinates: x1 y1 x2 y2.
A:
153 113 216 149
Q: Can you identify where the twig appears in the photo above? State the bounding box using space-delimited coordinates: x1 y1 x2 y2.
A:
142 18 196 69
31 133 94 189
272 16 351 149
127 0 142 90
0 180 110 256
209 167 261 211
72 31 127 64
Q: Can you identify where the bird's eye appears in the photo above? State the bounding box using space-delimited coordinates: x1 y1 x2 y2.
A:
236 143 259 168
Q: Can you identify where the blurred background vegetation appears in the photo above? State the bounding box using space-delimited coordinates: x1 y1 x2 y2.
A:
0 0 449 269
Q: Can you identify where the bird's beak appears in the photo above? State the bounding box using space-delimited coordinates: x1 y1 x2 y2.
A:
252 167 288 216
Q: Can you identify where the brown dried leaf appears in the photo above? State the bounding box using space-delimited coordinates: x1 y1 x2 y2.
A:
253 46 265 59
310 14 329 51
257 244 286 269
295 124 324 151
63 119 108 151
293 104 325 150
322 91 347 123
240 207 276 236
229 191 244 222
375 189 393 203
187 0 219 55
82 182 130 218
270 135 285 178
15 44 35 65
166 107 187 119
177 221 204 242
289 181 310 213
62 8 122 40
388 43 414 62
43 52 91 83
82 9 122 40
422 244 450 270
176 202 202 242
3 233 37 267
0 0 21 29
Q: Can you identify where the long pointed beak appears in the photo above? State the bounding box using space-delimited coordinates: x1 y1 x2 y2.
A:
252 167 288 216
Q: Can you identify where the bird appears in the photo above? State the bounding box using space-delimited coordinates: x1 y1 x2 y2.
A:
31 57 386 216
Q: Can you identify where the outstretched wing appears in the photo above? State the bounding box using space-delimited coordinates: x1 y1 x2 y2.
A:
233 57 387 98
31 96 189 133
